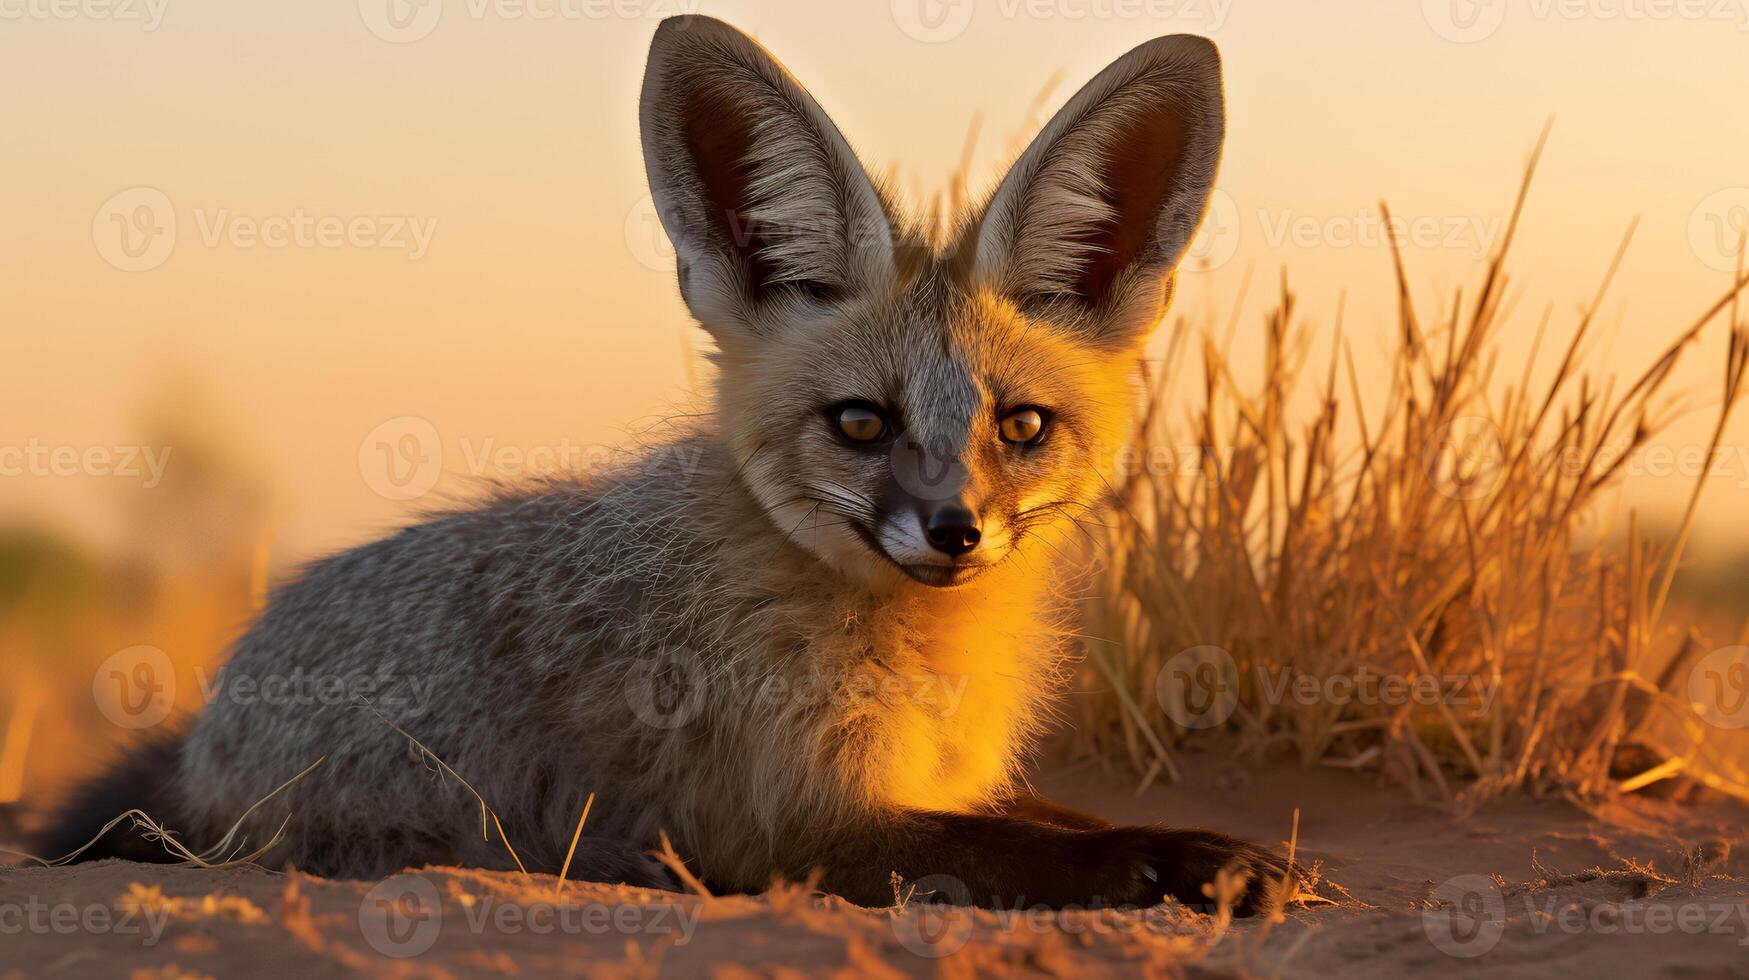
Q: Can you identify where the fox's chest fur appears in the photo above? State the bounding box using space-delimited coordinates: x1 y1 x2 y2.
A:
776 571 1058 814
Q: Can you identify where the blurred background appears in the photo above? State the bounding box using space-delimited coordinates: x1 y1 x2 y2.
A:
3 0 1746 820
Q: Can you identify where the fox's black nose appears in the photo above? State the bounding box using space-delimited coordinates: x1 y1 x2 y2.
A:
924 505 981 557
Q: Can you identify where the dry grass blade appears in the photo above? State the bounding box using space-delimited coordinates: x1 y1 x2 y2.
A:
652 830 716 905
0 756 325 869
555 791 596 900
357 696 530 877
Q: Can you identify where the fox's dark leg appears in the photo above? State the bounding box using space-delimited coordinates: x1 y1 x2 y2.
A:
994 793 1112 831
811 810 1288 914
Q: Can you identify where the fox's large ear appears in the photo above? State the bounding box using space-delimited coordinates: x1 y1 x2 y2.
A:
964 35 1224 350
640 16 895 339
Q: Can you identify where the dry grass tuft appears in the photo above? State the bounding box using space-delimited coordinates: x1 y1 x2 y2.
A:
1077 135 1749 807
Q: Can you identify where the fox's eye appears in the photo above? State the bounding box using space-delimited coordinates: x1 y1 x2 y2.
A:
1000 408 1047 445
835 405 887 442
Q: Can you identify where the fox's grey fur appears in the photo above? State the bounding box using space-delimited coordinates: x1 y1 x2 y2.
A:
47 16 1290 912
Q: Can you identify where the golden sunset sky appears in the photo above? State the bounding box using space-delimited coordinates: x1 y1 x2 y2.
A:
3 0 1747 565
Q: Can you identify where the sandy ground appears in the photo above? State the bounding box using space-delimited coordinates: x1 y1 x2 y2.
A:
4 753 1748 979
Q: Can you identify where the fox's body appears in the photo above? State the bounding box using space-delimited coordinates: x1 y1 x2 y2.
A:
47 16 1288 911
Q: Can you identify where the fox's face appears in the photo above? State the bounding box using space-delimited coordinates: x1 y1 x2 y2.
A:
710 270 1143 589
640 18 1224 589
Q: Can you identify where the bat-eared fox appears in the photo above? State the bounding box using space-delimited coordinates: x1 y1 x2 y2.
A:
45 15 1289 914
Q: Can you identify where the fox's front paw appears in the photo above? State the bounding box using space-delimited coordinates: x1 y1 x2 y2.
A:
1080 826 1291 916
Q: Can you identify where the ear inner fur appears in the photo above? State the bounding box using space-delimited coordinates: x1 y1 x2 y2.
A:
1074 103 1192 301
